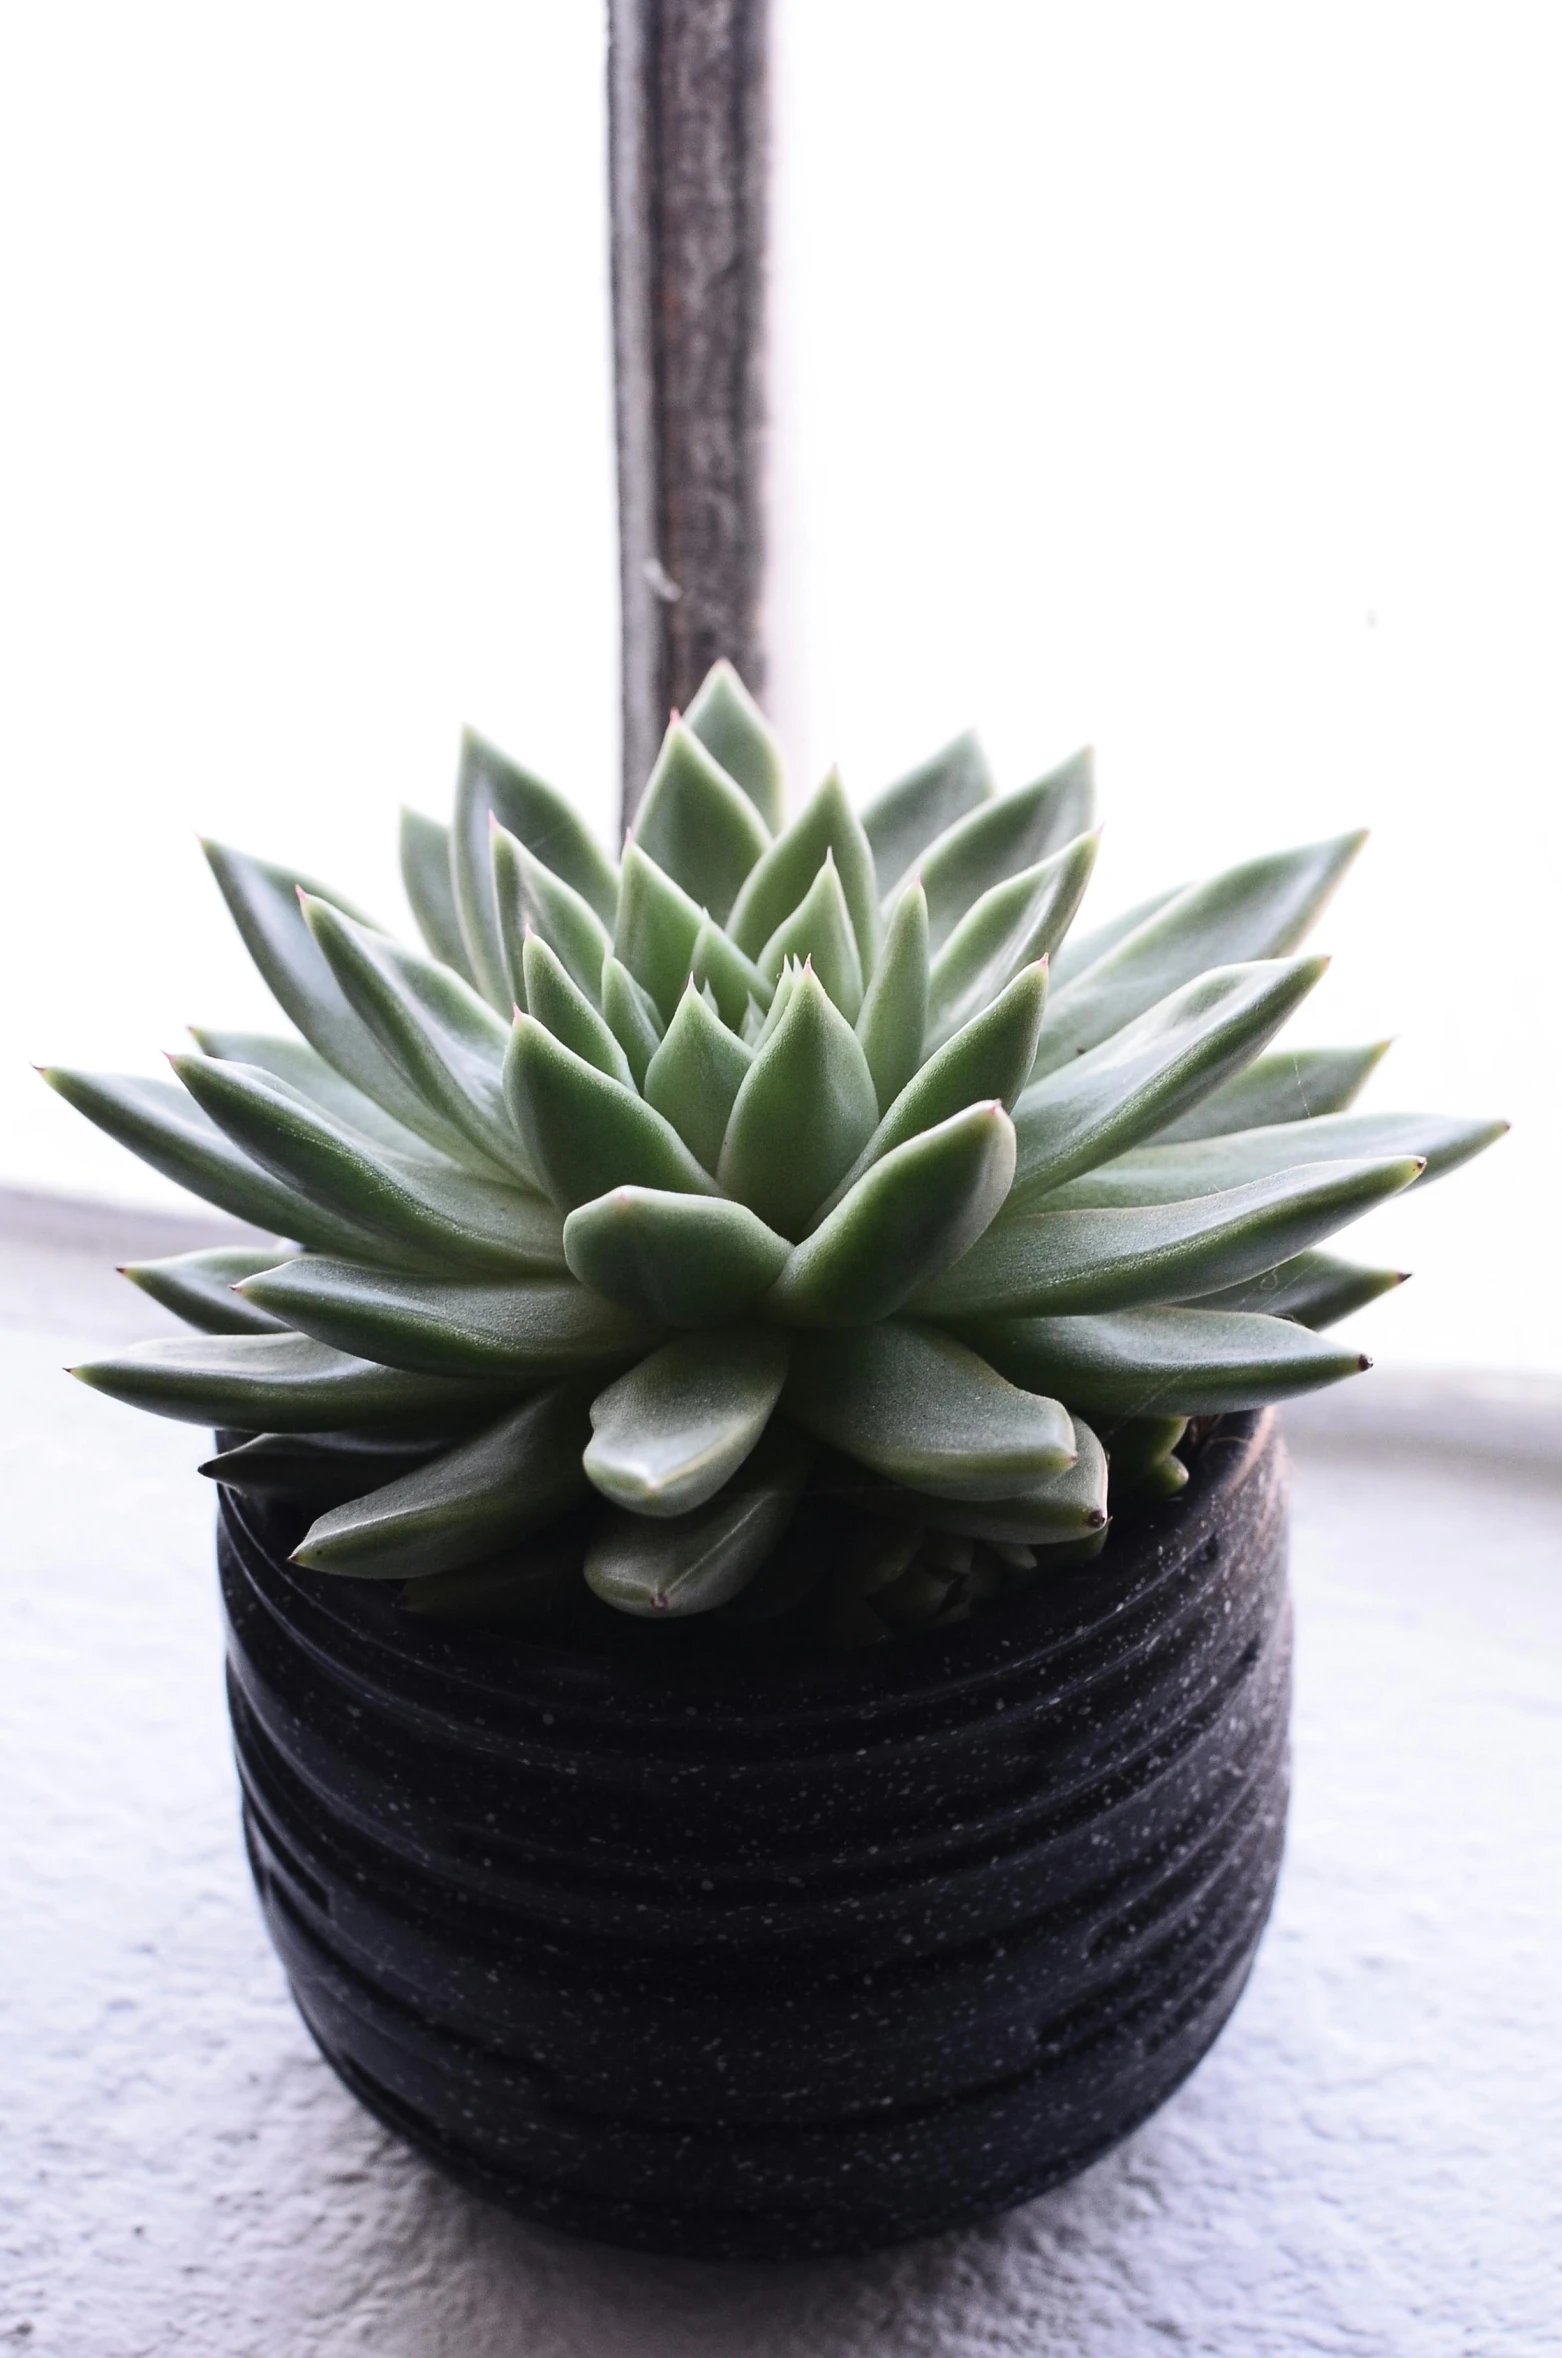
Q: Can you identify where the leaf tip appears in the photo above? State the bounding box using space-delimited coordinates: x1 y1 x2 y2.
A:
1357 1353 1373 1371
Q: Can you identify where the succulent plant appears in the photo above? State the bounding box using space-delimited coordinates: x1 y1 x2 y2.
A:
47 662 1503 1643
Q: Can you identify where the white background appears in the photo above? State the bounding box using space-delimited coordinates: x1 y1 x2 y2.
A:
2 2 1555 1372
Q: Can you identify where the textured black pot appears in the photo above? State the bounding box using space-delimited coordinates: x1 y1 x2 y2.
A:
218 1408 1290 2260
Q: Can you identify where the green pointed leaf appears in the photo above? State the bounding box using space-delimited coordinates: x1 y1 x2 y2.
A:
398 808 477 985
858 729 995 893
783 1322 1075 1501
828 1422 1109 1546
189 1029 434 1156
926 830 1100 1048
716 966 879 1237
201 840 465 1150
492 822 615 1006
123 1245 291 1335
1031 831 1366 1079
1186 1249 1408 1328
199 1429 444 1506
856 879 928 1112
1046 886 1183 991
585 1327 790 1517
1009 958 1327 1212
1102 1415 1190 1497
684 659 786 833
752 955 801 1049
644 980 753 1169
299 893 523 1175
727 769 880 976
614 840 707 1018
41 1069 392 1256
767 1102 1015 1328
452 728 618 1006
962 1305 1370 1415
502 1015 721 1211
912 1155 1422 1319
821 960 1047 1218
563 1187 790 1326
688 917 773 1030
70 1331 521 1431
293 1387 592 1578
757 850 866 1020
899 749 1096 952
521 935 636 1087
238 1257 658 1378
600 955 665 1086
1040 1109 1509 1208
1152 1042 1391 1143
584 1420 812 1617
172 1052 564 1274
632 719 772 922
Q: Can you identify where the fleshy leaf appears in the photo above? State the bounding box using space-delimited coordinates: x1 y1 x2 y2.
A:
1039 1109 1509 1208
963 1305 1369 1414
198 1428 444 1505
614 840 707 1018
716 966 879 1238
1152 1042 1391 1142
70 1331 520 1431
584 1420 812 1616
633 719 772 922
238 1257 658 1377
299 893 523 1175
911 1155 1422 1318
1186 1249 1408 1328
201 840 465 1150
452 728 618 1006
688 918 773 1030
292 1387 592 1579
1030 832 1366 1078
189 1029 434 1156
40 1069 392 1257
858 730 995 894
821 960 1048 1216
563 1187 790 1326
122 1246 292 1335
925 830 1099 1048
1008 958 1327 1211
899 750 1096 951
584 1326 790 1517
726 769 880 977
521 935 636 1088
172 1052 564 1274
756 850 865 1019
1045 885 1183 992
767 1102 1016 1328
684 659 786 834
783 1322 1076 1501
600 955 665 1087
856 879 929 1112
399 808 477 985
644 981 754 1169
502 1015 721 1210
492 823 614 1007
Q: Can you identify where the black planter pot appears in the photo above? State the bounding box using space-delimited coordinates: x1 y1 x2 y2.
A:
217 1408 1290 2260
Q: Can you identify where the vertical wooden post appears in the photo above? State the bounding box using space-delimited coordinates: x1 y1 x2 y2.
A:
608 0 770 828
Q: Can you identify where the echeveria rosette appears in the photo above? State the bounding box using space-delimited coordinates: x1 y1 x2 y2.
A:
48 661 1505 1644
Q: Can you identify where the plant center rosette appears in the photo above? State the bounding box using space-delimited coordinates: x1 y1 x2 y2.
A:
48 662 1504 1642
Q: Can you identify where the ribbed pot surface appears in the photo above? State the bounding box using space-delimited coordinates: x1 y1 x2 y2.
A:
218 1409 1290 2259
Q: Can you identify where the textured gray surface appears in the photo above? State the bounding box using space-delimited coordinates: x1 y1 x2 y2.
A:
3 1208 1560 2354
